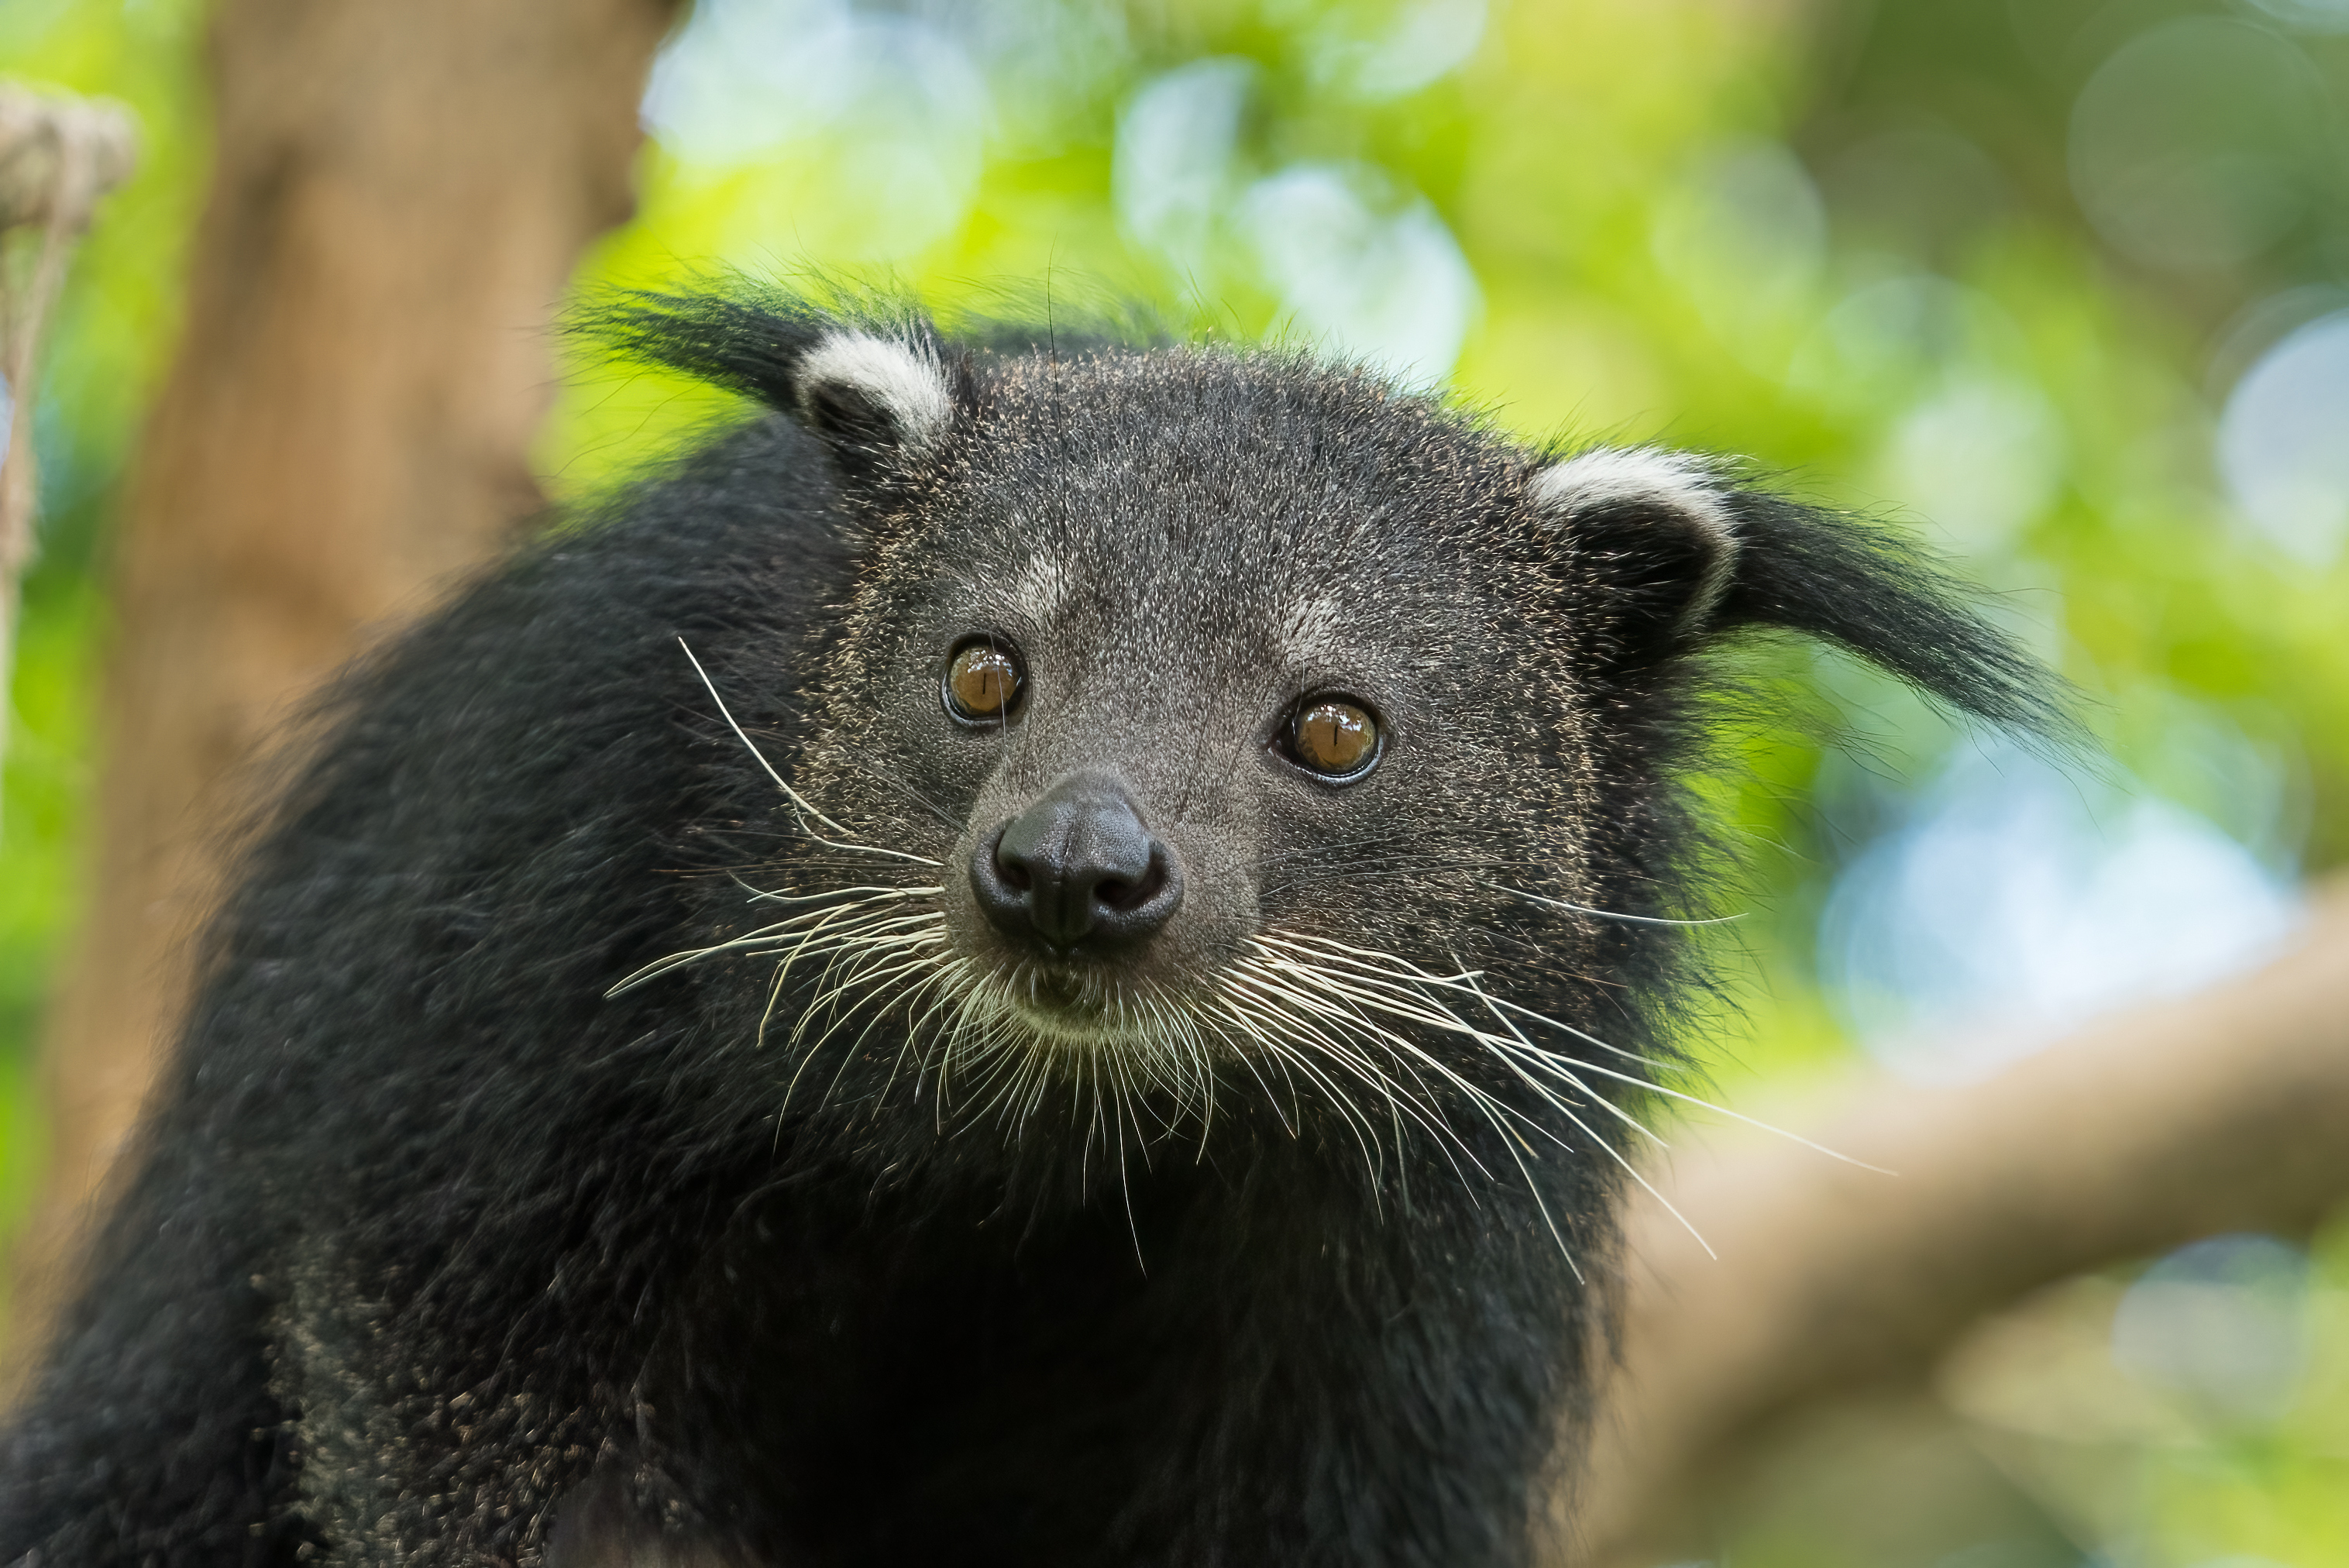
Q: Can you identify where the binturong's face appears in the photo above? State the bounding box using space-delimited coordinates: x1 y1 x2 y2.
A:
614 299 2057 1192
822 352 1590 1060
790 342 1642 1167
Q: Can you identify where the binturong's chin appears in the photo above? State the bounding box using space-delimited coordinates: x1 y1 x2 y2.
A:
968 964 1184 1052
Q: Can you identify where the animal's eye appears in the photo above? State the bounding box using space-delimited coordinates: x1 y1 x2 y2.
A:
1286 696 1381 780
944 638 1023 723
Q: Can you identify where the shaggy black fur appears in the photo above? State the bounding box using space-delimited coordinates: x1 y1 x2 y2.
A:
1 286 2064 1568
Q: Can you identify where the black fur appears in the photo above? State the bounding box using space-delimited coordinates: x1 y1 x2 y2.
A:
2 287 2066 1568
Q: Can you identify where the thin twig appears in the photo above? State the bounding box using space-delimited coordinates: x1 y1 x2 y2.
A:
0 82 136 827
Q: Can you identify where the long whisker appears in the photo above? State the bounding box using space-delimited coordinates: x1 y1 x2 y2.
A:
742 882 934 906
1223 959 1559 1213
1488 884 1745 928
1455 965 1714 1260
653 856 1852 1271
677 637 941 868
1235 956 1565 1151
607 886 944 996
1243 961 1576 1264
1261 930 1890 1175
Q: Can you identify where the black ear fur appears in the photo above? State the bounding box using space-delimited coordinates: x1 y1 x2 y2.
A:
579 284 964 469
1535 445 2073 741
1710 490 2071 739
1532 447 1739 638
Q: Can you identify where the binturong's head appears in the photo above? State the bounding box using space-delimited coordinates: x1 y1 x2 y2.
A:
598 286 2067 1216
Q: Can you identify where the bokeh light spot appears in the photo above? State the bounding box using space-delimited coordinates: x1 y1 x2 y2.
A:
2238 0 2349 33
1113 59 1254 275
2067 19 2329 272
2111 1234 2311 1427
1308 0 1487 101
642 1 989 261
1820 741 2303 1084
2217 309 2349 566
1239 163 1478 383
1650 139 1824 363
1881 375 2063 552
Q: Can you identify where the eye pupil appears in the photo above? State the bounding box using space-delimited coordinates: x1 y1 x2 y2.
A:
1292 699 1377 777
946 641 1022 720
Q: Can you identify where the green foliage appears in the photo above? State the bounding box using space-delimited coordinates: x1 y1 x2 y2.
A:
6 0 2348 1559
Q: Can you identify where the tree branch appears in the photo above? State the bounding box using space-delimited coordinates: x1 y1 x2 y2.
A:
1567 878 2349 1564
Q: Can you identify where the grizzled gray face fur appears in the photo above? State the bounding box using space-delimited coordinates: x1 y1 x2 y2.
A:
779 336 1627 1125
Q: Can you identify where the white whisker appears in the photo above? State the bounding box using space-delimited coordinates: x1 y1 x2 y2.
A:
744 882 941 906
677 638 941 868
1264 930 1890 1176
614 844 1850 1264
1487 884 1746 928
1455 966 1713 1260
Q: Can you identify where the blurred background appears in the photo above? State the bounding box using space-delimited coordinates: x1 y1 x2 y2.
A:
2 0 2347 1563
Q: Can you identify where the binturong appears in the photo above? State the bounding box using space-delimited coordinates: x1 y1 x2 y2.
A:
1 285 2067 1568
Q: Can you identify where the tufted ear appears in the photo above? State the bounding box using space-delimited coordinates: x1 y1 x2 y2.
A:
1532 445 2072 739
790 328 956 456
1530 448 1740 637
584 287 964 470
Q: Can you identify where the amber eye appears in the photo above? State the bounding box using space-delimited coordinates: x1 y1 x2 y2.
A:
944 638 1023 723
1288 696 1381 779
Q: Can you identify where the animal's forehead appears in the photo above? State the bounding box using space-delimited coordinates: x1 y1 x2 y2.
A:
940 348 1524 614
973 349 1512 497
971 537 1384 678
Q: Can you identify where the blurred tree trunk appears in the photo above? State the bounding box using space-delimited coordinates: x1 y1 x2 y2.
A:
5 0 679 1373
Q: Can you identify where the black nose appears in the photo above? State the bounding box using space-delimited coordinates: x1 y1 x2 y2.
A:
971 774 1183 955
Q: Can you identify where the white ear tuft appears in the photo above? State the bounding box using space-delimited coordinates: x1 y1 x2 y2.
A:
1529 446 1741 631
797 330 955 452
